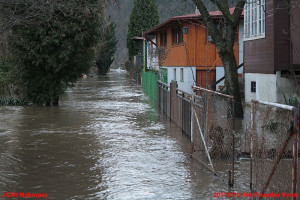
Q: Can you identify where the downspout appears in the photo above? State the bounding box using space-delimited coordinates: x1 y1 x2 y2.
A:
143 40 145 72
145 40 148 71
206 28 209 89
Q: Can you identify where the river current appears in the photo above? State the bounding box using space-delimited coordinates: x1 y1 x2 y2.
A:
0 69 230 199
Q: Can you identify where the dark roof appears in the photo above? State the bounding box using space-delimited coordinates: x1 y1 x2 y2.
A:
144 7 244 36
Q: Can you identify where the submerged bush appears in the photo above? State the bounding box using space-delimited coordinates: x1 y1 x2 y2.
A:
0 56 26 103
0 98 30 106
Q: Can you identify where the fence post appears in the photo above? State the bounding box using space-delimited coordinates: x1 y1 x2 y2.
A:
250 101 254 190
229 98 235 187
292 103 299 199
157 81 161 109
205 94 209 138
190 95 194 155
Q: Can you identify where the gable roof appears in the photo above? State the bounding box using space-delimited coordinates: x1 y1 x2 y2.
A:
144 7 244 36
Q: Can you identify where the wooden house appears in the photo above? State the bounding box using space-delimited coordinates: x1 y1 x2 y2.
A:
244 0 300 103
144 8 244 94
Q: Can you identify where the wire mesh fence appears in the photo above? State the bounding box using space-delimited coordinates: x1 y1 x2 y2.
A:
249 100 298 195
191 86 235 184
157 81 299 195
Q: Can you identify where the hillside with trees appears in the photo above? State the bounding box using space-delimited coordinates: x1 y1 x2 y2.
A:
127 0 159 57
108 0 196 66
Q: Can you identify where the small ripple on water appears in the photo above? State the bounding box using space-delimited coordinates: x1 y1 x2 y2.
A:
0 71 232 199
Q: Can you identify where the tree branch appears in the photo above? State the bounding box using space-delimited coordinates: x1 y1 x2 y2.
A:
192 0 224 47
210 0 232 23
232 0 246 26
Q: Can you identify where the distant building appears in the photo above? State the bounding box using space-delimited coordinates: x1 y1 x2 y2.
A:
145 35 159 71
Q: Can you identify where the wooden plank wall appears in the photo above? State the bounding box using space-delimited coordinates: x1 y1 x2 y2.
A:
196 70 216 89
159 22 240 68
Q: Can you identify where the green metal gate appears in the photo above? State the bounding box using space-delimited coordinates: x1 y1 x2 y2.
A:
142 71 159 101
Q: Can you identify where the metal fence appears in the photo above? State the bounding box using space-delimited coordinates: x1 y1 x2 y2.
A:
248 100 299 196
158 82 235 183
156 81 299 195
181 93 191 138
158 81 169 117
191 86 235 185
158 81 191 139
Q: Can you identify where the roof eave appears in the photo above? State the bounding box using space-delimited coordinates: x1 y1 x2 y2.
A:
144 7 244 36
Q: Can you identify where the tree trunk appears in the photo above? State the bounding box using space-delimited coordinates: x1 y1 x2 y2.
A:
191 0 245 118
220 51 243 118
52 96 59 106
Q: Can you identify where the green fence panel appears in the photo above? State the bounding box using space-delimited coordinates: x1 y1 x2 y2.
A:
142 71 158 101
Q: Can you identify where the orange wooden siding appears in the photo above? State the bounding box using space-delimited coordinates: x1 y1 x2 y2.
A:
196 70 216 90
159 22 240 68
162 27 188 66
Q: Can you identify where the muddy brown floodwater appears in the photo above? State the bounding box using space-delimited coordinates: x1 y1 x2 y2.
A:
1 69 235 199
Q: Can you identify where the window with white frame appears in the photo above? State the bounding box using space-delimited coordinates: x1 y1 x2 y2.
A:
180 68 184 81
244 0 265 40
173 68 176 81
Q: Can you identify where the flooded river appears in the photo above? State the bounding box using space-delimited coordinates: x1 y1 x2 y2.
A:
0 70 231 199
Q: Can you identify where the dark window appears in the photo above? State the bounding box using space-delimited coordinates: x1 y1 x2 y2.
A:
172 26 183 45
251 81 256 93
160 31 167 47
172 28 176 45
178 28 183 43
163 32 167 47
